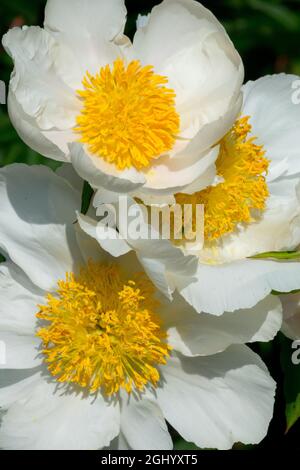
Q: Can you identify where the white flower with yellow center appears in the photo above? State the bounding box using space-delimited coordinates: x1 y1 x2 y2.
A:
87 74 300 316
2 0 243 195
0 165 279 450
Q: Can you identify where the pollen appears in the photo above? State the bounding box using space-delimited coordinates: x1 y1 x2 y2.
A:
175 116 269 242
36 261 171 396
75 59 180 171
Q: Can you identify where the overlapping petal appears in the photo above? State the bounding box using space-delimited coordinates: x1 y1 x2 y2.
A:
0 373 120 450
0 164 83 291
157 346 276 450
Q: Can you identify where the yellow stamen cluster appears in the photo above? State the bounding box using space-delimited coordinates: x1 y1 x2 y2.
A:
176 116 269 242
36 261 171 396
76 59 180 170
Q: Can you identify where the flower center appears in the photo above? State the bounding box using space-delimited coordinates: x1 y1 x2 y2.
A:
76 59 180 171
175 116 269 243
36 261 170 396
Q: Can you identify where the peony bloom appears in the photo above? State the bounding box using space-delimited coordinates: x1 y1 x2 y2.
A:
3 0 243 195
87 74 300 316
0 164 279 450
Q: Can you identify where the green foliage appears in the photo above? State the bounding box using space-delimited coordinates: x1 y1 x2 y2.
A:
174 439 200 450
251 251 300 260
81 181 94 215
280 335 300 432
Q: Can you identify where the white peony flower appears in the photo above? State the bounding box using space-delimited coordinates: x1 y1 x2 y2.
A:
0 164 279 450
280 293 300 340
88 74 300 316
2 0 243 195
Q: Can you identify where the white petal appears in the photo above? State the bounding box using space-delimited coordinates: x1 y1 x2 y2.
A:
42 128 77 159
0 371 42 407
3 26 81 131
280 293 300 340
157 346 275 449
74 222 110 266
114 236 197 301
56 163 84 194
134 0 243 126
0 262 44 335
95 195 199 278
174 95 242 162
92 192 198 298
0 374 120 450
0 164 83 291
134 0 226 68
243 74 300 181
136 14 150 30
7 91 67 162
135 99 241 194
44 0 128 76
94 195 198 298
0 333 41 370
77 213 132 258
75 197 122 264
163 294 282 356
175 258 300 315
70 143 146 193
248 296 283 342
0 262 43 369
142 146 219 194
138 257 174 300
219 177 300 260
108 432 130 450
93 187 123 206
120 395 172 450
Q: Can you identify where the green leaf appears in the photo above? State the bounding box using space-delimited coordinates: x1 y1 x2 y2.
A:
247 0 300 31
280 334 300 432
174 438 200 450
81 181 94 215
251 251 300 261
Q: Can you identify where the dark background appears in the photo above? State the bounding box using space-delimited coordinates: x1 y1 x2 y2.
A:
0 0 300 450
